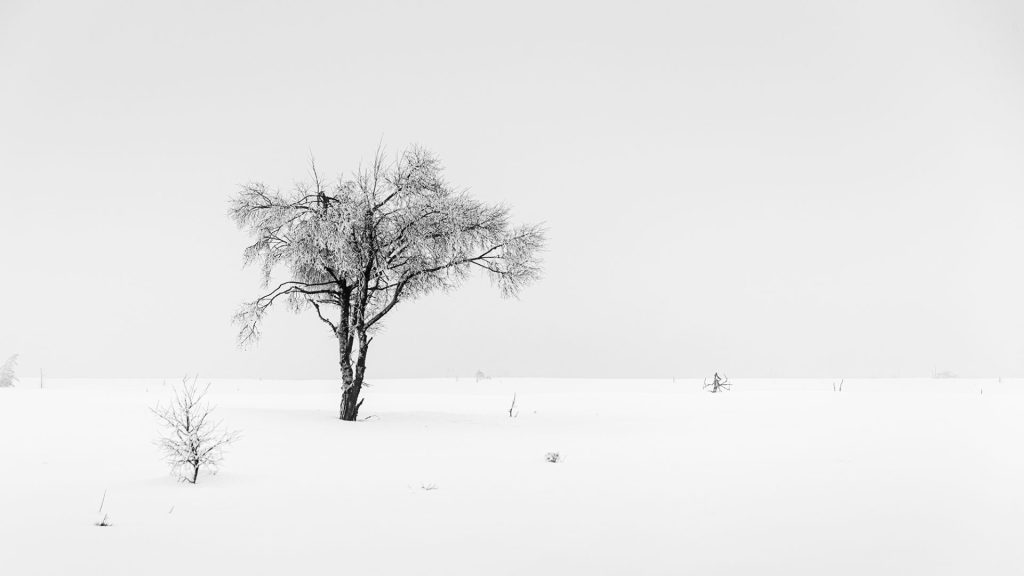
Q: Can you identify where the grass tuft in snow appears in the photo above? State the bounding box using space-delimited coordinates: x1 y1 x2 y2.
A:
94 489 112 527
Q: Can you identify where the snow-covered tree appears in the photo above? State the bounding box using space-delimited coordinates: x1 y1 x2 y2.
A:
231 146 545 420
0 354 17 387
152 376 240 484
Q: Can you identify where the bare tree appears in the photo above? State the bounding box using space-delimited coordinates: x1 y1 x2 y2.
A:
0 354 17 388
703 372 730 393
231 145 545 420
152 376 240 484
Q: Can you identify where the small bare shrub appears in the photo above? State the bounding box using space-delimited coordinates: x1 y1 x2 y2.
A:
95 489 112 527
545 452 561 463
703 372 730 393
152 376 240 484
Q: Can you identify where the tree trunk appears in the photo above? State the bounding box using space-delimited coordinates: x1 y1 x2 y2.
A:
340 381 363 421
339 329 370 421
337 289 360 421
338 336 359 420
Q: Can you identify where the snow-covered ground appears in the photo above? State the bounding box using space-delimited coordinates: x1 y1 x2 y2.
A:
2 378 1023 575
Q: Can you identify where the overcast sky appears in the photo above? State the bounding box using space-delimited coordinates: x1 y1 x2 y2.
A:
1 0 1023 379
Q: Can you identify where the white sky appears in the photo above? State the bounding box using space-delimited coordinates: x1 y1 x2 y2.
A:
1 0 1023 379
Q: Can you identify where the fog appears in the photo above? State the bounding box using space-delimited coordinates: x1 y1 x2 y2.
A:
1 0 1022 379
